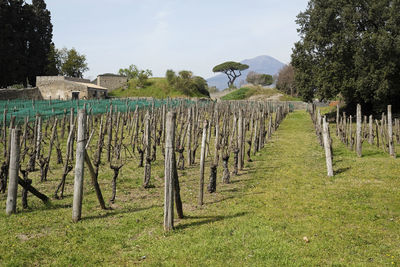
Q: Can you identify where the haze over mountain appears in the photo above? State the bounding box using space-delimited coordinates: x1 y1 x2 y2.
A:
207 55 285 90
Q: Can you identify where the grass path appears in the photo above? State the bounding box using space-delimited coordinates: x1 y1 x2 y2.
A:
1 110 399 266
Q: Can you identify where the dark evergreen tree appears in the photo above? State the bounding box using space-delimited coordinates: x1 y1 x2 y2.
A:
0 0 53 87
292 0 400 112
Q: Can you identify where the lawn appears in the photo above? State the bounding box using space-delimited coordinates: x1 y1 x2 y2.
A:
0 110 399 266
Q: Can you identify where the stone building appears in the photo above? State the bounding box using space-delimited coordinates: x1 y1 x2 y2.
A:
36 76 108 100
95 73 127 91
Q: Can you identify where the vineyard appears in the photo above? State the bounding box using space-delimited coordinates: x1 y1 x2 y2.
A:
1 99 399 265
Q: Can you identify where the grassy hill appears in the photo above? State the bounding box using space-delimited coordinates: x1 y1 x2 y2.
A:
221 85 301 101
109 77 209 99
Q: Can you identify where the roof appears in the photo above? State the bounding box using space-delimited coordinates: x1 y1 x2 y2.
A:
76 82 108 91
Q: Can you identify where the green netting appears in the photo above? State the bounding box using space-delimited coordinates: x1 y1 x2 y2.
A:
0 98 194 125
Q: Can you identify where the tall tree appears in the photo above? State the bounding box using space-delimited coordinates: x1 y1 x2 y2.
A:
0 0 53 87
292 0 400 112
60 48 89 78
27 0 53 85
276 65 296 96
246 71 273 86
212 61 249 88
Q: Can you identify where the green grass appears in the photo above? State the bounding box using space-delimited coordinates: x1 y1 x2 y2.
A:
0 111 400 266
279 94 302 101
109 78 207 99
221 85 301 101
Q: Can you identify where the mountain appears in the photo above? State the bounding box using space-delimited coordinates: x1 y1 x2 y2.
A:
207 55 285 90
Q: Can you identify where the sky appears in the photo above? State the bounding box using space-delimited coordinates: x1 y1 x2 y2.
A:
43 0 309 81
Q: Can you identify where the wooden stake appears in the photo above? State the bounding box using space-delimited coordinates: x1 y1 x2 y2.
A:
356 104 362 157
6 128 20 215
388 105 396 158
72 109 86 222
164 111 176 231
322 117 333 177
198 120 208 206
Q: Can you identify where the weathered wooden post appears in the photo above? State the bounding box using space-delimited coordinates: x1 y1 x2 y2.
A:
72 109 86 222
356 104 362 157
368 115 374 145
3 109 7 158
107 105 113 163
336 104 340 136
238 109 243 170
143 111 152 188
187 107 193 166
6 128 20 215
322 117 333 177
164 111 176 231
198 120 208 206
388 105 396 158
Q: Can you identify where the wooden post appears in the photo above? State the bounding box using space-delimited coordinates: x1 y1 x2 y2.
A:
3 109 7 158
164 111 176 231
187 107 192 166
356 104 362 157
6 128 20 215
198 120 208 206
336 104 340 136
107 105 113 162
368 115 373 145
72 109 86 222
322 117 333 177
388 105 396 158
143 111 152 188
238 109 243 170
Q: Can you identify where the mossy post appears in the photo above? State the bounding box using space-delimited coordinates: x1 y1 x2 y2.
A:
356 104 362 157
6 128 20 215
388 105 395 158
164 111 176 231
72 109 86 222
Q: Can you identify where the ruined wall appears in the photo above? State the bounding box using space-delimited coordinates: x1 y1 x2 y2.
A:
97 75 127 91
38 80 89 100
37 76 90 84
0 88 42 100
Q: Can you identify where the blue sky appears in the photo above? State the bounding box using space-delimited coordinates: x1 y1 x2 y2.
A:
44 0 309 80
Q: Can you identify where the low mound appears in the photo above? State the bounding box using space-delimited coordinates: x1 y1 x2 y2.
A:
109 77 210 99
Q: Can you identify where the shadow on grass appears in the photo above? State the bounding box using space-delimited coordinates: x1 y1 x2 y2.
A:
334 167 351 175
175 212 248 230
82 204 161 221
205 195 235 204
362 149 387 157
19 202 72 214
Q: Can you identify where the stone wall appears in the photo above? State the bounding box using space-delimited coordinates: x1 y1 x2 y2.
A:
97 75 127 91
36 76 90 84
38 79 90 100
0 88 42 100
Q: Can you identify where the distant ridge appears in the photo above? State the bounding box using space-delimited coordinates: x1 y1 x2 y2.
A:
207 55 285 90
